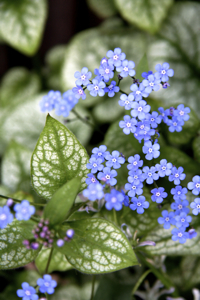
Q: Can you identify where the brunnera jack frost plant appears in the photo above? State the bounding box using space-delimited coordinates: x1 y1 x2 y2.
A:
0 47 198 298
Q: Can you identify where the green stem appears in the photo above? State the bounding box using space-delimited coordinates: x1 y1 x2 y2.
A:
71 108 104 136
44 247 54 274
0 194 45 207
90 275 96 300
132 269 151 296
119 89 128 95
113 209 118 226
30 215 40 223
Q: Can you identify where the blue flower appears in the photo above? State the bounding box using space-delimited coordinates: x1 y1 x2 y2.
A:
118 93 135 110
125 181 143 197
97 167 117 186
83 182 104 200
40 91 61 112
72 86 86 100
142 166 159 184
187 175 200 195
142 141 160 160
17 282 38 300
190 198 200 215
105 189 124 211
171 199 190 215
94 68 104 81
188 228 197 239
171 227 189 244
116 60 135 78
74 67 92 86
87 79 106 97
104 81 120 97
105 150 125 169
121 190 129 207
157 210 175 229
131 100 151 120
85 173 98 185
130 83 148 101
155 63 174 82
107 48 126 67
135 120 155 142
0 206 13 229
142 74 161 93
151 187 167 203
100 57 108 65
130 196 149 214
55 100 71 117
99 63 114 82
127 154 143 171
119 115 137 135
141 70 153 79
158 107 170 123
66 228 75 239
127 169 144 185
171 185 188 201
14 200 35 221
145 111 162 128
174 104 190 122
62 89 79 110
86 157 104 173
175 212 192 228
168 116 184 132
168 166 186 185
91 145 108 162
37 274 57 295
155 159 172 177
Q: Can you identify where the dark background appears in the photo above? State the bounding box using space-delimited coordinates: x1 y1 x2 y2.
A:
0 0 102 79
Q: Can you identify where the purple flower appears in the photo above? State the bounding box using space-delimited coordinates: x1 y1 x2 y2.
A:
74 67 92 86
63 89 79 110
99 63 114 82
175 212 192 228
155 159 172 177
37 274 57 294
119 115 137 135
91 145 108 162
104 81 119 97
151 187 167 203
190 198 200 215
125 181 143 197
72 86 86 100
142 166 159 184
127 154 143 171
0 206 13 229
187 175 200 195
170 185 188 201
142 74 161 94
105 150 125 169
168 166 186 185
171 227 189 244
131 100 151 120
130 196 149 214
105 189 124 211
142 141 160 160
155 63 174 82
17 282 38 300
116 60 135 77
118 93 135 110
14 200 35 221
87 79 106 97
130 83 149 101
107 48 126 67
157 210 175 229
97 167 117 186
174 104 190 122
86 157 104 173
66 229 75 239
83 183 104 201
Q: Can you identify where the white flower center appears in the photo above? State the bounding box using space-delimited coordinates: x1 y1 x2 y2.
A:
113 55 118 60
25 291 31 296
156 192 160 197
178 204 182 210
196 183 200 188
44 282 50 287
197 204 200 209
133 161 137 166
105 68 110 74
180 110 184 116
162 166 166 170
123 67 128 72
127 122 131 127
181 218 185 223
93 163 97 167
136 91 141 95
94 85 99 91
137 202 141 206
148 173 152 177
177 191 181 195
138 106 143 112
173 122 177 126
132 185 136 190
165 217 169 222
78 89 83 95
148 148 153 153
112 158 117 162
111 197 117 203
81 75 86 80
91 178 96 182
178 232 183 237
161 70 166 74
149 82 154 87
105 175 110 180
175 173 179 178
0 213 6 221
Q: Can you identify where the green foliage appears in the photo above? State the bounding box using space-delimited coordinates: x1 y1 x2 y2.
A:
87 0 117 18
115 0 173 34
35 248 72 273
44 177 81 225
0 0 47 55
0 220 40 270
31 115 89 200
135 53 149 82
56 218 138 274
192 136 200 163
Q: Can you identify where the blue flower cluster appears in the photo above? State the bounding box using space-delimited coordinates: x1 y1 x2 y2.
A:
16 274 57 299
0 199 35 229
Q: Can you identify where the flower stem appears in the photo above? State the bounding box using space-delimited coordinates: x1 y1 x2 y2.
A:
90 275 96 300
0 194 45 207
44 247 54 274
